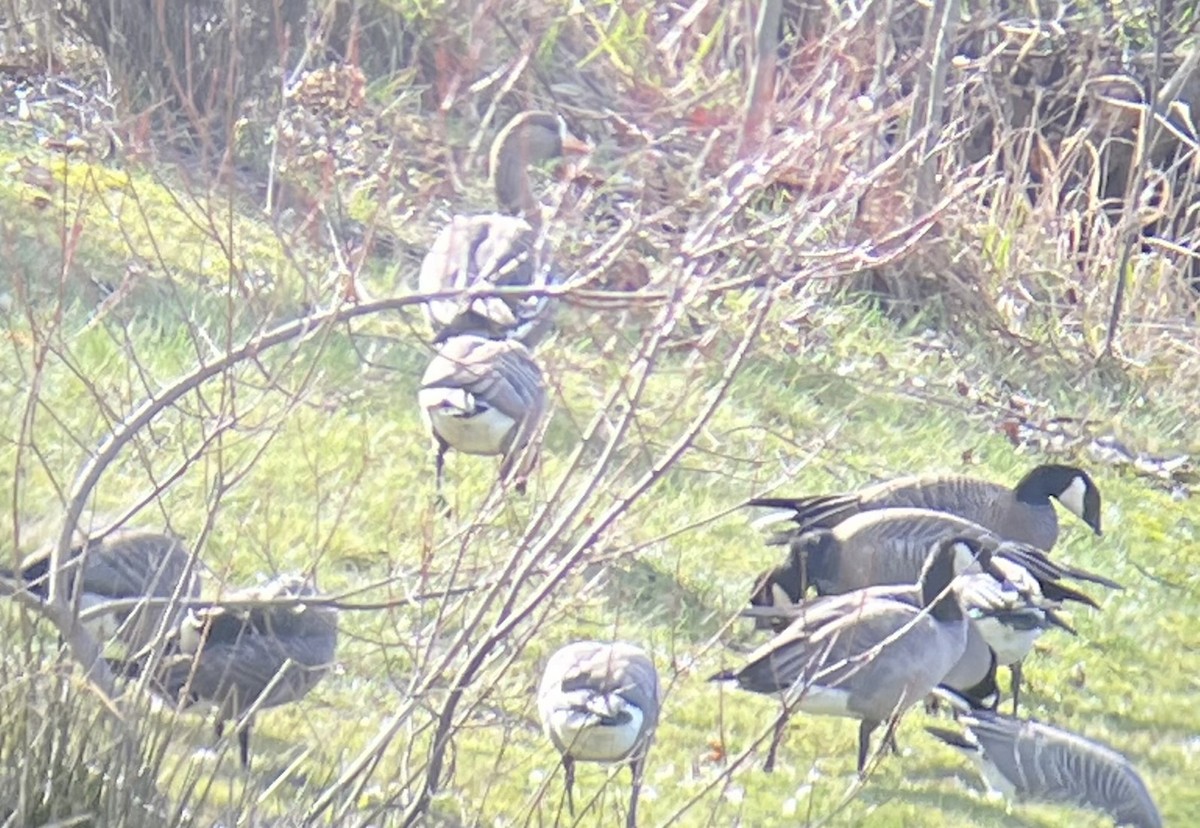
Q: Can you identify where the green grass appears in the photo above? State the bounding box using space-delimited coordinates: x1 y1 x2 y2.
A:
2 136 1198 828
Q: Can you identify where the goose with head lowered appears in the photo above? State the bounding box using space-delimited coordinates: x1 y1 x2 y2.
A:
745 508 1120 713
419 110 589 347
418 332 547 501
2 526 202 654
714 535 1007 775
537 640 660 828
110 573 338 769
750 463 1102 552
927 689 1162 827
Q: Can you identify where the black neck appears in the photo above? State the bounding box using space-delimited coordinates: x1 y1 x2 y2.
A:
920 545 964 622
1013 464 1076 505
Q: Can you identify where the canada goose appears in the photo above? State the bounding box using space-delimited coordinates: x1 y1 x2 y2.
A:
937 624 1000 709
746 509 1118 713
418 333 547 498
419 110 589 346
927 694 1162 827
750 463 1102 551
713 536 1005 775
537 641 660 828
112 574 338 768
1 527 201 653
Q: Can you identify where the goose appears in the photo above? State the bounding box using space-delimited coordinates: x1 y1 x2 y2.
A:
750 463 1102 551
926 692 1162 827
418 332 547 498
111 573 338 768
746 509 1118 712
713 536 1006 775
419 110 589 346
537 641 660 828
1 526 202 653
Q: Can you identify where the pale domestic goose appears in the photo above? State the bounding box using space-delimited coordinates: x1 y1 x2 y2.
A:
745 509 1118 713
112 574 338 768
2 526 202 653
713 536 1002 775
537 641 660 828
419 110 589 346
418 333 547 499
750 463 1102 551
927 692 1162 827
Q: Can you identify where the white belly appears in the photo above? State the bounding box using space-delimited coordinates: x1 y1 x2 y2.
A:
79 592 123 644
427 406 515 456
545 707 644 762
791 686 855 718
972 617 1041 666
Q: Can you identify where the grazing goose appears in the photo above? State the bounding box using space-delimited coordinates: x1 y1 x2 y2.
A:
746 509 1118 712
1 527 201 652
112 574 338 768
713 536 1003 775
927 694 1162 827
418 333 547 499
537 641 660 828
419 110 589 346
750 463 1102 551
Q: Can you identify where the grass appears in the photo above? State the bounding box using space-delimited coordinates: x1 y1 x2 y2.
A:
2 18 1199 823
2 170 1197 825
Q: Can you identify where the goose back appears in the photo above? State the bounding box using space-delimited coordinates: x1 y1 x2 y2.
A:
723 538 979 723
537 640 660 763
775 509 1114 600
7 527 201 651
418 214 555 346
419 335 546 479
155 575 338 721
929 710 1161 827
751 464 1102 551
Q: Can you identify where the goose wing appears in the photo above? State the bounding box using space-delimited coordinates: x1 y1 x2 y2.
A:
79 530 198 600
419 214 551 340
748 474 1008 541
722 588 920 693
962 711 1162 827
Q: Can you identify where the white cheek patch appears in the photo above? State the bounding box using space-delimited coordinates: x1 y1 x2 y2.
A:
951 541 979 572
1058 476 1089 519
771 584 795 609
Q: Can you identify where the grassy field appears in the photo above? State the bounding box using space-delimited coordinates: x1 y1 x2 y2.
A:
1 128 1197 828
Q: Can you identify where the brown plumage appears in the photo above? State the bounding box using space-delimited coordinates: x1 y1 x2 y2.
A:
537 641 660 827
3 527 202 653
746 508 1120 714
749 464 1102 551
112 574 338 768
715 536 1001 774
418 111 588 346
418 334 547 498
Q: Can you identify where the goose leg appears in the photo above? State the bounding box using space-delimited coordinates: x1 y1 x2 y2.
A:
1010 659 1023 715
763 711 789 772
627 755 645 828
239 724 252 769
856 719 881 778
563 756 576 817
882 726 900 755
432 440 451 515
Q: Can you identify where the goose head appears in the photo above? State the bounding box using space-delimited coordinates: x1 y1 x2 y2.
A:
1016 464 1102 536
745 529 838 630
489 111 589 218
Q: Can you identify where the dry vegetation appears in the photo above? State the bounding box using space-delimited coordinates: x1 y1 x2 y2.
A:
1 0 1198 825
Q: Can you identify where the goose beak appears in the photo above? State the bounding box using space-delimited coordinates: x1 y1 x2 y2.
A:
561 134 592 156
